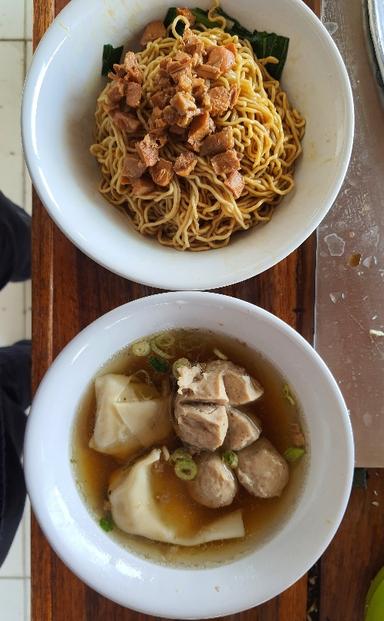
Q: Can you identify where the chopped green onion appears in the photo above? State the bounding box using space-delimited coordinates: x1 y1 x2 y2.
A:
148 355 169 373
284 447 305 463
131 340 151 357
101 44 124 76
170 448 192 463
172 357 191 377
154 333 175 350
151 341 173 360
283 383 296 406
174 459 198 481
99 514 114 532
213 348 228 360
222 450 238 469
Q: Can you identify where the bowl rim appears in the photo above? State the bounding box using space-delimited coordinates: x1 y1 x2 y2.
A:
24 291 355 617
21 0 355 290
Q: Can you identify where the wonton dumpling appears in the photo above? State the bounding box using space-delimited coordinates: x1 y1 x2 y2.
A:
109 448 245 546
89 374 172 459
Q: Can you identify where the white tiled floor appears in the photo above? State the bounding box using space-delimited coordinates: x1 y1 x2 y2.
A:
0 0 32 619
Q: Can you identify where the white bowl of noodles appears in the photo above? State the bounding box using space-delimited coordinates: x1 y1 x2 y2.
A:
22 0 354 289
24 292 354 617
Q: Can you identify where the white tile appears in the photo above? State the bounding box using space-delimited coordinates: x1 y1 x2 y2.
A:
24 578 30 621
0 579 25 621
0 283 25 347
0 0 24 39
0 519 24 579
0 41 25 207
23 500 31 578
25 0 33 40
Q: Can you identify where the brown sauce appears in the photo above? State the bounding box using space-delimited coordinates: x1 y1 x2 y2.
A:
71 329 308 567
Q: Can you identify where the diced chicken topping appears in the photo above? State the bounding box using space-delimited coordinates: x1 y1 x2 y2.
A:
195 64 221 80
187 453 237 508
188 111 215 150
225 407 261 451
122 51 143 83
170 92 196 116
200 127 234 157
225 170 245 198
125 82 142 108
174 396 228 451
107 80 125 105
208 86 231 117
149 158 174 186
211 149 241 176
122 154 147 179
174 151 198 176
109 110 142 133
207 45 236 74
136 134 159 167
177 7 196 24
140 20 166 46
177 364 228 404
131 175 155 195
237 439 289 498
107 26 245 193
206 361 264 406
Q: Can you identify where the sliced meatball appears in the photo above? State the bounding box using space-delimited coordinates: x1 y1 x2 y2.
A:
225 170 245 199
149 158 173 187
207 46 235 74
225 407 261 451
173 395 228 451
187 453 237 508
177 364 228 404
200 127 234 157
211 149 240 175
174 151 198 176
136 134 159 167
125 82 142 108
140 20 166 46
237 439 289 498
206 360 263 405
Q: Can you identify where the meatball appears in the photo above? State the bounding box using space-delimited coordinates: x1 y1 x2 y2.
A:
236 438 289 498
225 407 262 451
173 395 228 451
187 453 237 508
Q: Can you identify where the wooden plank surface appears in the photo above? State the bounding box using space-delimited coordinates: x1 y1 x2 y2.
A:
30 1 384 620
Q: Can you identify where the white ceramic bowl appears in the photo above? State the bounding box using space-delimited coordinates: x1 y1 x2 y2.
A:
22 0 354 290
24 292 354 617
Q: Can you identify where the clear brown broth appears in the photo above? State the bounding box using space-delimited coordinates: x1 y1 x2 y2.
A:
72 329 308 567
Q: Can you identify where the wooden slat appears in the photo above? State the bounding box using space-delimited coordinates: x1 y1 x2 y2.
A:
31 0 318 618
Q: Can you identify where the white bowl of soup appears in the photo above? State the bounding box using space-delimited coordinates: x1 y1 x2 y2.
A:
24 292 354 617
22 0 353 290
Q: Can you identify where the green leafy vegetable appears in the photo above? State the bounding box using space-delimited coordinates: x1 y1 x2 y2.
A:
284 447 305 463
102 44 124 76
191 8 221 28
164 7 220 37
99 514 114 532
148 355 169 373
222 450 238 469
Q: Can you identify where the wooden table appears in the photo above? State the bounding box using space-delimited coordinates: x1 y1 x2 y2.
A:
32 1 384 619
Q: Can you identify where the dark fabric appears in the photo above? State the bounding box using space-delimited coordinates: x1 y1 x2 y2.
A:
0 193 31 566
0 191 31 288
0 341 30 566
